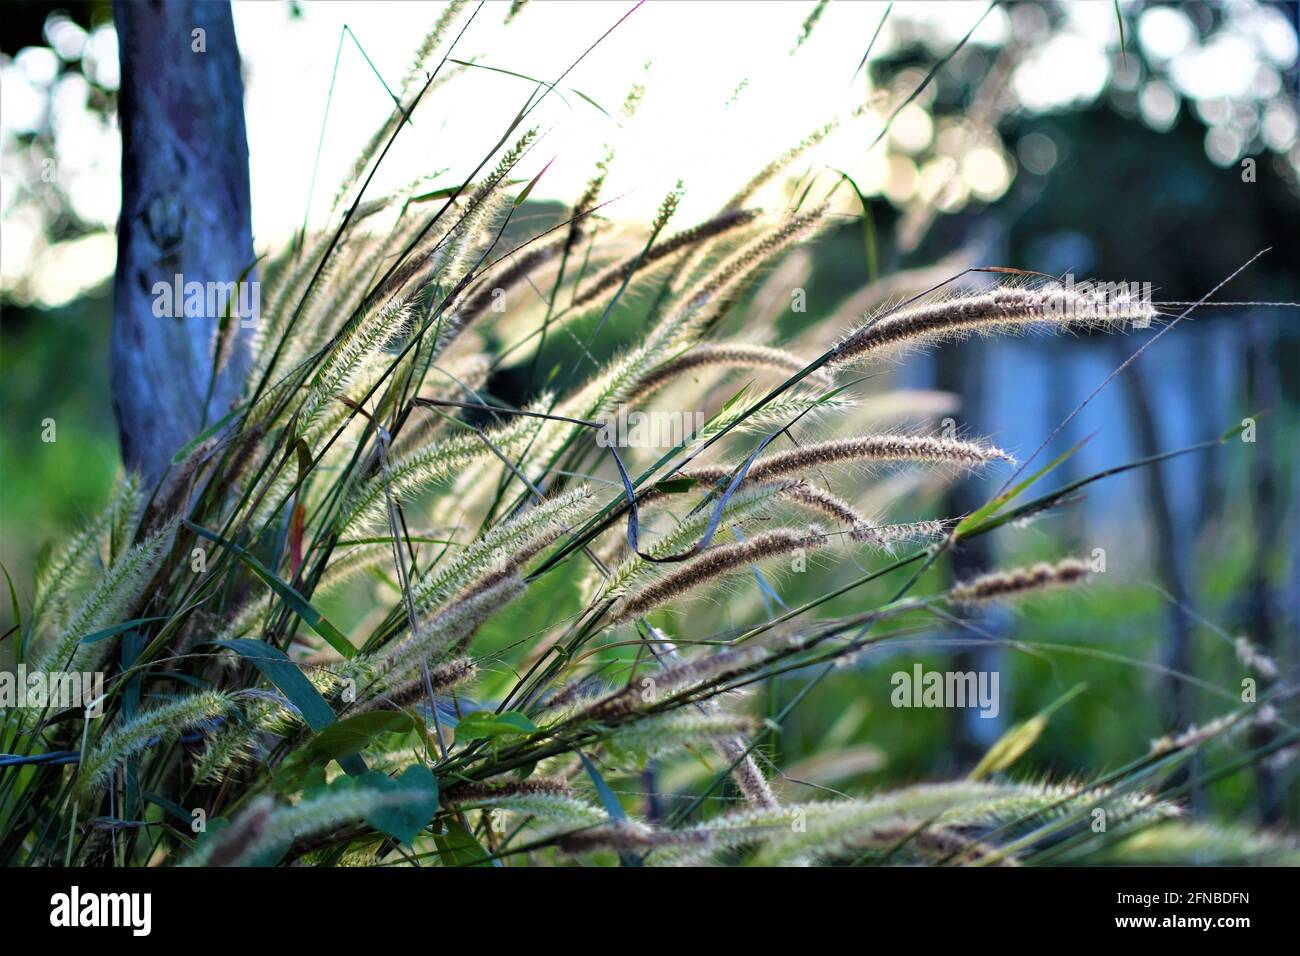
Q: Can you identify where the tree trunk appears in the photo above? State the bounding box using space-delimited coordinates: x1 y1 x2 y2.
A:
1242 316 1283 825
111 0 255 484
1118 352 1200 808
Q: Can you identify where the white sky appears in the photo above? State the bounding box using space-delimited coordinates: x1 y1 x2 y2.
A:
3 0 1296 306
231 0 1008 244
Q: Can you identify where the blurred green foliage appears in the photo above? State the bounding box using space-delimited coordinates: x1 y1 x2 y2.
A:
1 294 118 597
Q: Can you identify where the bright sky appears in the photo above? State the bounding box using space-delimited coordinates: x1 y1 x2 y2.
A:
2 0 1296 306
230 0 1008 244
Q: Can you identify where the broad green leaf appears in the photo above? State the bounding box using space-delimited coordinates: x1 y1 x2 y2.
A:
579 751 626 823
218 638 368 780
435 818 494 866
295 711 415 765
214 638 337 733
143 789 198 827
347 766 439 845
453 710 538 742
651 477 699 495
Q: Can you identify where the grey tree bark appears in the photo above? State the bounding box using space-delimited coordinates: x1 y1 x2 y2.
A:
1118 351 1202 809
111 0 255 485
1242 317 1283 825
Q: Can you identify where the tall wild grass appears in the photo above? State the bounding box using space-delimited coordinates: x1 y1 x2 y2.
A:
1 2 1295 867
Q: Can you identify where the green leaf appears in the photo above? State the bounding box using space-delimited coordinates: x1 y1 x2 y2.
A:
80 616 170 645
955 436 1091 537
850 0 893 85
570 88 615 122
171 403 247 464
349 766 439 845
294 711 415 766
435 818 495 866
186 520 355 659
514 156 554 207
1114 0 1126 62
447 58 568 104
143 789 198 827
578 751 626 823
214 638 337 733
716 382 753 415
209 255 266 406
216 638 380 779
121 631 145 819
1 562 21 642
969 684 1086 781
829 167 878 282
187 816 230 855
291 437 313 486
651 477 699 495
453 710 538 742
579 752 640 866
969 716 1048 782
411 183 466 203
1220 409 1265 442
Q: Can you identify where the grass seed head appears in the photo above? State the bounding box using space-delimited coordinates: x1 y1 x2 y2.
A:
949 557 1091 606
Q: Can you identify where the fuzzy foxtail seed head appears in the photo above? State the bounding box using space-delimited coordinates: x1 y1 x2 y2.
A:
609 527 828 625
80 690 232 799
630 343 835 400
948 557 1090 606
831 283 1159 368
676 435 1013 496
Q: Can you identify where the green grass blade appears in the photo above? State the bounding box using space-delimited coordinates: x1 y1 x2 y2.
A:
186 520 355 659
